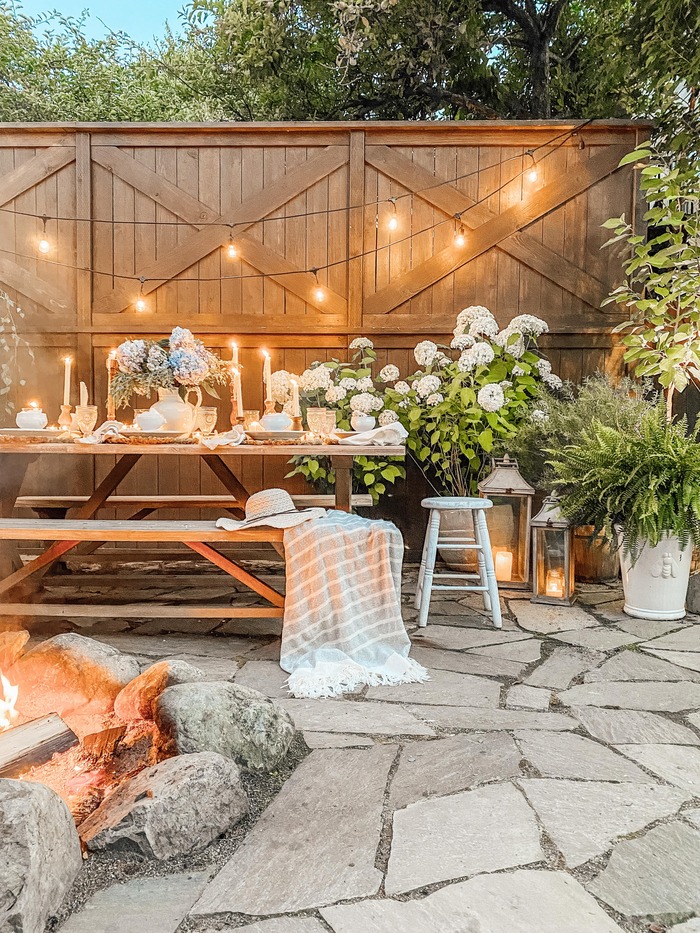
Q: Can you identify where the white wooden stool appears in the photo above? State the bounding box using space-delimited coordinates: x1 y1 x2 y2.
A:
415 497 502 629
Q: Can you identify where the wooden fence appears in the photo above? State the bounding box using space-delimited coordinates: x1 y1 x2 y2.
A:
0 119 648 542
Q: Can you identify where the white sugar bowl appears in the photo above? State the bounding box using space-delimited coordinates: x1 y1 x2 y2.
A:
16 407 48 430
260 411 293 432
135 409 166 432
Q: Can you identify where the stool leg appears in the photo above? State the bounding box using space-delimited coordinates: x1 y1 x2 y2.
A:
417 510 441 628
415 515 432 610
474 523 492 613
475 511 502 629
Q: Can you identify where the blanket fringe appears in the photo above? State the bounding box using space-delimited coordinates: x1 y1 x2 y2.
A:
286 657 429 699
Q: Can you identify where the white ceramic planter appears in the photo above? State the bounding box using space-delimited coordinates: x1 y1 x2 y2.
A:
617 529 691 620
151 389 194 433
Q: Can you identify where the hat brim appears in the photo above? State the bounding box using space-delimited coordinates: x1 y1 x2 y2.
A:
217 508 326 531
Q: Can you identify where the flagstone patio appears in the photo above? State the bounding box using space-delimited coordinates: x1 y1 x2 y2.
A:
46 571 700 933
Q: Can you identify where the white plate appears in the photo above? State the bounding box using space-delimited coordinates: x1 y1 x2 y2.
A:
245 430 306 441
120 429 188 438
0 428 64 437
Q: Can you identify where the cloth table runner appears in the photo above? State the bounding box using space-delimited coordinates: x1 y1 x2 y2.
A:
280 510 428 698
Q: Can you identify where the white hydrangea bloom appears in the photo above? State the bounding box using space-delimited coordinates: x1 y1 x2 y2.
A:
468 315 499 339
269 369 296 404
414 340 438 367
507 314 549 337
379 409 399 426
394 381 411 395
477 383 505 412
350 392 383 413
415 374 442 398
472 342 495 366
325 385 347 404
458 349 477 372
499 380 512 390
536 358 552 377
282 400 295 415
356 376 374 391
349 337 374 350
299 366 333 392
454 305 498 338
398 398 411 409
426 392 444 406
506 335 525 359
451 334 475 351
378 364 400 383
512 364 527 376
339 377 357 390
544 373 563 390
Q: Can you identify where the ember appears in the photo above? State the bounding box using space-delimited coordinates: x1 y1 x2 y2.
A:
0 669 18 732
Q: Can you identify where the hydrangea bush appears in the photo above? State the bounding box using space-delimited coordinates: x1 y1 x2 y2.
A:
381 306 562 496
110 327 230 408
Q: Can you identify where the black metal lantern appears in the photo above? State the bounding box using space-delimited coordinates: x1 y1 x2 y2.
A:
478 456 535 588
531 496 576 605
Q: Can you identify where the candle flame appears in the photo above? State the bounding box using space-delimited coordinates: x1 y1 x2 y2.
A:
29 401 38 410
64 356 73 364
0 669 18 733
261 349 269 358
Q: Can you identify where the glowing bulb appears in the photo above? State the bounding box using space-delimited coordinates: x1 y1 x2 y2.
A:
454 228 466 248
388 215 398 231
314 286 325 302
527 167 538 183
226 241 238 259
135 297 146 312
38 237 50 254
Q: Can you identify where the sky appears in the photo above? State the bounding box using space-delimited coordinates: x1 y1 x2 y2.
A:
12 0 184 43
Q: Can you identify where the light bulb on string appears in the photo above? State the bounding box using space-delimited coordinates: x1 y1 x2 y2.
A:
453 214 466 247
525 150 538 183
134 277 147 312
38 214 50 254
387 197 398 232
225 226 238 259
310 268 324 303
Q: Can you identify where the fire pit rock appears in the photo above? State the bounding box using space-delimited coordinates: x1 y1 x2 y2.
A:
6 633 140 738
79 751 248 860
114 659 205 723
0 778 82 932
154 681 295 772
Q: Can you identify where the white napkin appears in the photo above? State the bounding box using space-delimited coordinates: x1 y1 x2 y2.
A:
201 426 247 450
337 424 408 446
76 422 124 444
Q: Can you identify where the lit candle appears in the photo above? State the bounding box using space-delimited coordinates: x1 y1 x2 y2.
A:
545 570 565 598
16 402 48 429
106 349 117 420
494 549 513 582
262 350 272 403
233 367 244 414
290 377 301 417
79 381 88 407
63 356 72 406
230 341 239 368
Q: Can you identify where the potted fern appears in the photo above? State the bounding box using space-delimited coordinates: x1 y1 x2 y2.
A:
549 407 700 620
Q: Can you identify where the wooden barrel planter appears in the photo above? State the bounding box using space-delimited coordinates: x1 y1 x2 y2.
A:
574 525 619 582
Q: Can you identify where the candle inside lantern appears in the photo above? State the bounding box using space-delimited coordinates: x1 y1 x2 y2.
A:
230 341 239 368
16 402 48 429
494 549 513 582
63 356 72 406
262 350 272 403
233 367 244 414
79 381 88 407
290 377 301 417
545 569 565 598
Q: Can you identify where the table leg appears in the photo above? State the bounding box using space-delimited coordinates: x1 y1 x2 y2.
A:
332 456 354 512
202 456 249 517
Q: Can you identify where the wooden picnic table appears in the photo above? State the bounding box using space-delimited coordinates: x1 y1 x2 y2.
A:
0 440 405 614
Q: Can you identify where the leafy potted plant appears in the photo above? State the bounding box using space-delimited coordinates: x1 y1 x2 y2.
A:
549 407 700 620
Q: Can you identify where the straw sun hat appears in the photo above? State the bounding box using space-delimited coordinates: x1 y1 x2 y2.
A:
216 488 326 530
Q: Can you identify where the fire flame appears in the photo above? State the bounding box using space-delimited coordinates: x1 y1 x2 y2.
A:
0 669 18 732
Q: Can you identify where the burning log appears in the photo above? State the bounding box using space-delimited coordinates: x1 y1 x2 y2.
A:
0 713 78 778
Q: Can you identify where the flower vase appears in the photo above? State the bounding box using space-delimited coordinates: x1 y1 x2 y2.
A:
150 389 195 433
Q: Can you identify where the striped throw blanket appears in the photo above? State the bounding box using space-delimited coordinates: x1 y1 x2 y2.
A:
280 510 429 698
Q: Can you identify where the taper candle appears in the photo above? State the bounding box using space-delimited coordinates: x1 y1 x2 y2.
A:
234 367 244 415
262 350 272 403
106 349 117 420
79 381 88 407
63 356 72 406
230 341 239 368
290 377 300 417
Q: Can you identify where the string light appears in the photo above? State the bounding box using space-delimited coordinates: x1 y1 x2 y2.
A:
387 197 398 232
134 276 147 312
225 226 238 259
311 268 324 302
525 150 538 183
453 214 466 247
38 214 50 254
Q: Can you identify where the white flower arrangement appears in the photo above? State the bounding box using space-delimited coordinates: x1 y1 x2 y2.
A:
454 306 499 339
394 381 411 395
477 383 505 412
378 409 400 425
414 340 438 367
415 374 442 398
378 364 400 382
325 385 348 404
356 376 374 391
299 366 333 392
339 377 358 390
426 392 444 405
349 337 374 350
269 369 298 405
349 391 383 413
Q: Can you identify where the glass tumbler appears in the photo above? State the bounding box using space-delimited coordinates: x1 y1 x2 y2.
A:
195 406 218 436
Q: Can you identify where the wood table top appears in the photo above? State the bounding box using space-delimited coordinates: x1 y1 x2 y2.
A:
0 442 406 457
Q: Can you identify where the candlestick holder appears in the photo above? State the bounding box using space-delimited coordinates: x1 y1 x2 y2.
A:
263 399 276 416
58 404 73 429
229 392 242 428
291 416 303 432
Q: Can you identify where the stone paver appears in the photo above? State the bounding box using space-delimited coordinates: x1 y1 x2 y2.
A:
303 732 374 748
237 920 328 933
642 627 700 652
520 779 687 867
234 660 290 698
406 705 576 731
59 872 210 933
192 747 394 915
524 647 601 689
280 699 434 736
323 870 624 932
687 711 700 731
509 601 598 634
366 668 500 707
614 618 687 639
551 628 643 651
155 654 239 681
412 626 530 652
389 733 521 810
469 638 542 663
516 731 651 782
94 633 262 659
614 743 700 794
558 680 700 712
643 648 700 673
669 921 700 932
573 707 700 745
384 783 542 894
588 821 700 916
584 650 700 683
506 685 551 710
683 808 700 829
409 645 527 678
